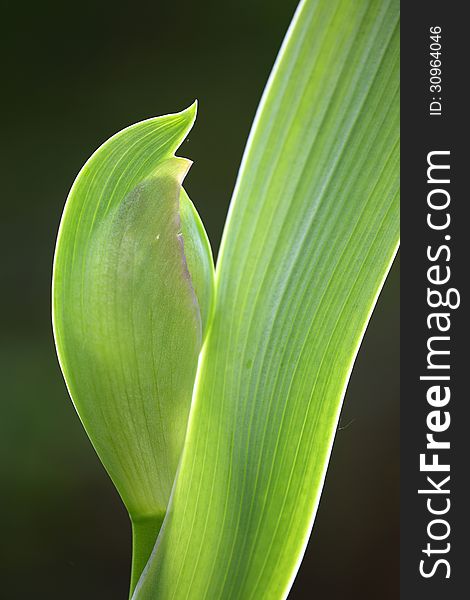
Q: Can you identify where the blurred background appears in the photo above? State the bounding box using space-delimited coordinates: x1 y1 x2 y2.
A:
1 0 399 598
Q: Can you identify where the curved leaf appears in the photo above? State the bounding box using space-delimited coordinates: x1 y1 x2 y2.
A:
52 104 215 591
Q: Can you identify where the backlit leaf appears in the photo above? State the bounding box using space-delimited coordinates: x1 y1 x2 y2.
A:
52 104 215 591
134 1 399 598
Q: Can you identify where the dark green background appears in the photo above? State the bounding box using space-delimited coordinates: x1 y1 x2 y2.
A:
1 1 399 598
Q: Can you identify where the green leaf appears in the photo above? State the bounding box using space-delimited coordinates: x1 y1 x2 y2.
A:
134 1 399 598
52 103 215 591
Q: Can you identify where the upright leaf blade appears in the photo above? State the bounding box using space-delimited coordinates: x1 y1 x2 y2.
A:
135 1 399 598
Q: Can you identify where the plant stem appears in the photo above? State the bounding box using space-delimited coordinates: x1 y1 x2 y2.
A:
129 514 164 597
